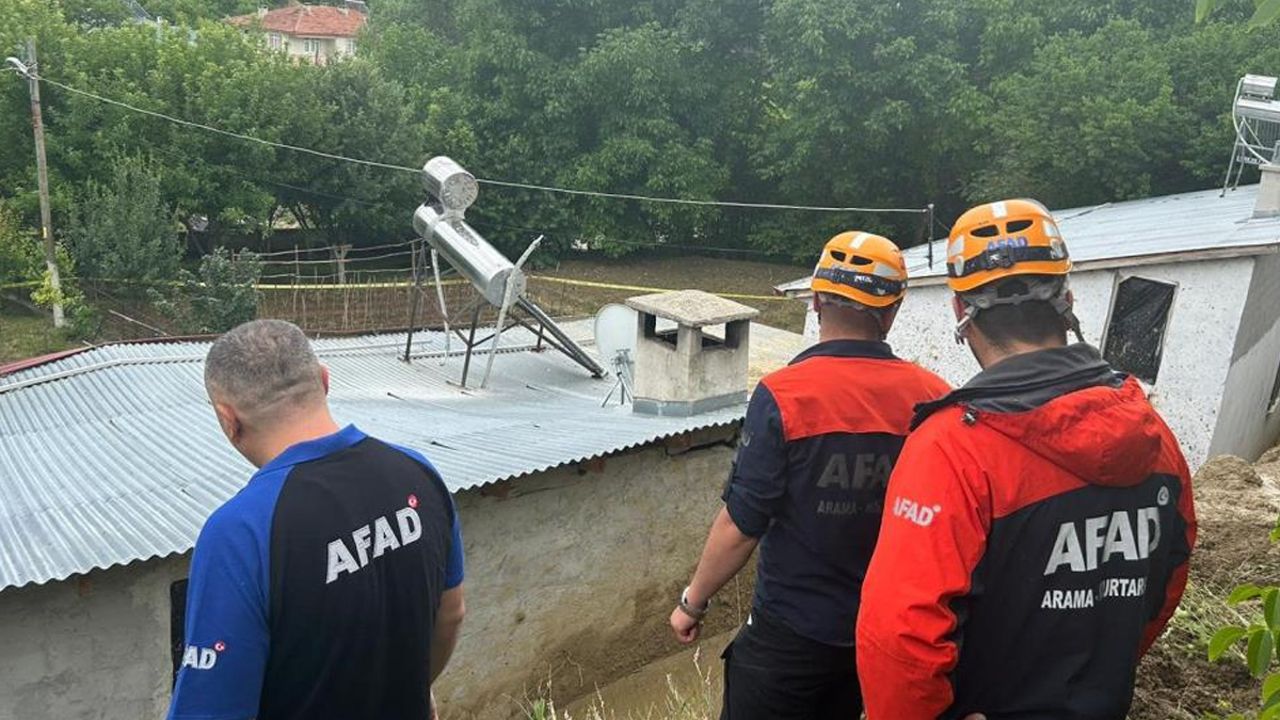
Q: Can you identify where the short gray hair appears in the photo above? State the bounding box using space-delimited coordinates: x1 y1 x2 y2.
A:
816 292 893 315
204 319 325 417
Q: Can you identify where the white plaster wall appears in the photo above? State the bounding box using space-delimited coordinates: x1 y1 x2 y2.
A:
283 36 342 63
0 555 190 720
802 258 1252 470
1213 317 1280 461
1212 258 1280 461
0 430 744 720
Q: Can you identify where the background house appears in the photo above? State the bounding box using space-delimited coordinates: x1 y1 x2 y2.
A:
777 180 1280 470
227 2 367 64
0 306 805 719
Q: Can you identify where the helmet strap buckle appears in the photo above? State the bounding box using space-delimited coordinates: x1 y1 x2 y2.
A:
954 307 976 345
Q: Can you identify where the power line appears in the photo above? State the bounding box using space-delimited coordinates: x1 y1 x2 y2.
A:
36 74 422 174
465 216 788 258
22 70 933 216
475 178 929 214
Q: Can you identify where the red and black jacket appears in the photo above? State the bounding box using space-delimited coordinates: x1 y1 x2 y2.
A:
856 344 1196 719
724 340 950 646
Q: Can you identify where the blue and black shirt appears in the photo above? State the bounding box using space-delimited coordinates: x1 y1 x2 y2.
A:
724 340 949 647
168 425 464 720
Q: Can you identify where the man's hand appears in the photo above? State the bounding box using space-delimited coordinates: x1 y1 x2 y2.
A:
670 605 701 644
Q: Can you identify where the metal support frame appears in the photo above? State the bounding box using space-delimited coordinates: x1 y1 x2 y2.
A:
600 349 634 407
480 235 543 389
401 238 606 386
403 240 425 362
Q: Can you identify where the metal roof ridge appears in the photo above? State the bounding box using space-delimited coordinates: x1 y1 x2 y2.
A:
0 334 559 395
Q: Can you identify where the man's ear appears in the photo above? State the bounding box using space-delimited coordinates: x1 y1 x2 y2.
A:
951 295 966 321
320 365 331 396
212 401 240 443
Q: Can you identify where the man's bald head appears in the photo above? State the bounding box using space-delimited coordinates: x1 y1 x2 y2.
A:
204 319 327 425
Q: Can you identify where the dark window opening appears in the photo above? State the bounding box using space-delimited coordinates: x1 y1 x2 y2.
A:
972 224 1000 237
829 250 847 262
642 313 678 348
699 321 746 351
1269 359 1280 416
1102 277 1177 385
171 579 188 684
1007 219 1033 232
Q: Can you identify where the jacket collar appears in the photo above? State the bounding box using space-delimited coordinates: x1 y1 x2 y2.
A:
790 339 896 365
912 344 1124 429
256 424 367 477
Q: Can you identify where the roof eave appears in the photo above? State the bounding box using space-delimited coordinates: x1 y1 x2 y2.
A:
776 240 1280 299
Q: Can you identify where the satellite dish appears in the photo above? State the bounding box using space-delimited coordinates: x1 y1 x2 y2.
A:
593 304 638 405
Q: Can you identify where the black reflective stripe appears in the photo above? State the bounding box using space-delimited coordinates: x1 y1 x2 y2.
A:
813 267 903 297
948 246 1062 278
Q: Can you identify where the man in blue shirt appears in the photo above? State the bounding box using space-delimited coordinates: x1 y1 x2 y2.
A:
168 319 466 720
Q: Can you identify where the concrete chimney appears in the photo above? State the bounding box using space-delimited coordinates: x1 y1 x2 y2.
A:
626 290 759 417
1256 164 1280 219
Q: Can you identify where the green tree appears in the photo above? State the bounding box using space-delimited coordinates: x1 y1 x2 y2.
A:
0 201 41 284
967 20 1189 207
1198 0 1280 26
154 247 261 333
63 155 183 283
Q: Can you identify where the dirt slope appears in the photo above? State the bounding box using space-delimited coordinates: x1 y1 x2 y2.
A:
1130 447 1280 719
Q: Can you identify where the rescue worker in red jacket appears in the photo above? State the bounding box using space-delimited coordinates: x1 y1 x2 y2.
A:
669 232 950 720
856 199 1197 720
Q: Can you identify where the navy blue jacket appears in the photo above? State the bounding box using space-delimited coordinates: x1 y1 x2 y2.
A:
724 340 949 646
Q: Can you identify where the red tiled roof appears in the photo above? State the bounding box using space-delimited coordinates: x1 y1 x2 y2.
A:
227 4 366 38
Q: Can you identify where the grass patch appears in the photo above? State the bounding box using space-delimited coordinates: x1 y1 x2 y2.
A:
0 309 78 364
522 647 719 720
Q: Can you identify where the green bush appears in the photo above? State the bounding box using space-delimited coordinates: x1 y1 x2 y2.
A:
153 247 262 334
63 156 183 285
0 201 99 339
1208 519 1280 719
0 202 43 284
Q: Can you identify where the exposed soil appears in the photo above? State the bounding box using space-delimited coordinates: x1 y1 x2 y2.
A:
1130 449 1280 719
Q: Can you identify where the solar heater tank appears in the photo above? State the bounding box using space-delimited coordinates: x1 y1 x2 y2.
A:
413 204 524 307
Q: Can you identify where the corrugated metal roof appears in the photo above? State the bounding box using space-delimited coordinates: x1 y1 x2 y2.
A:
776 184 1280 294
0 325 744 592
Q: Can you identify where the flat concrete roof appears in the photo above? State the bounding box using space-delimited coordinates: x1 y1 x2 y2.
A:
627 290 760 327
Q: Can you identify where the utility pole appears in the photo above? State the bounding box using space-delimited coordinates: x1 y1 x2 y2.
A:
22 39 66 328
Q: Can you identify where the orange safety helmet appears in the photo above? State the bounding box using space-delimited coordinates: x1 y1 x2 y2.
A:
811 231 907 309
945 199 1071 294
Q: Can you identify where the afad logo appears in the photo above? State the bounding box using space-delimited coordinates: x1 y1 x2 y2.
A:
892 496 941 527
181 641 226 670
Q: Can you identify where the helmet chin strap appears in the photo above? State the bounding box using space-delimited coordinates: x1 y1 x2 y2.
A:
954 306 976 345
1050 293 1086 344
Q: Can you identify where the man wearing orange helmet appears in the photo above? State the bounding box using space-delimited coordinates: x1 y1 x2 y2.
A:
669 232 949 719
856 200 1196 719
